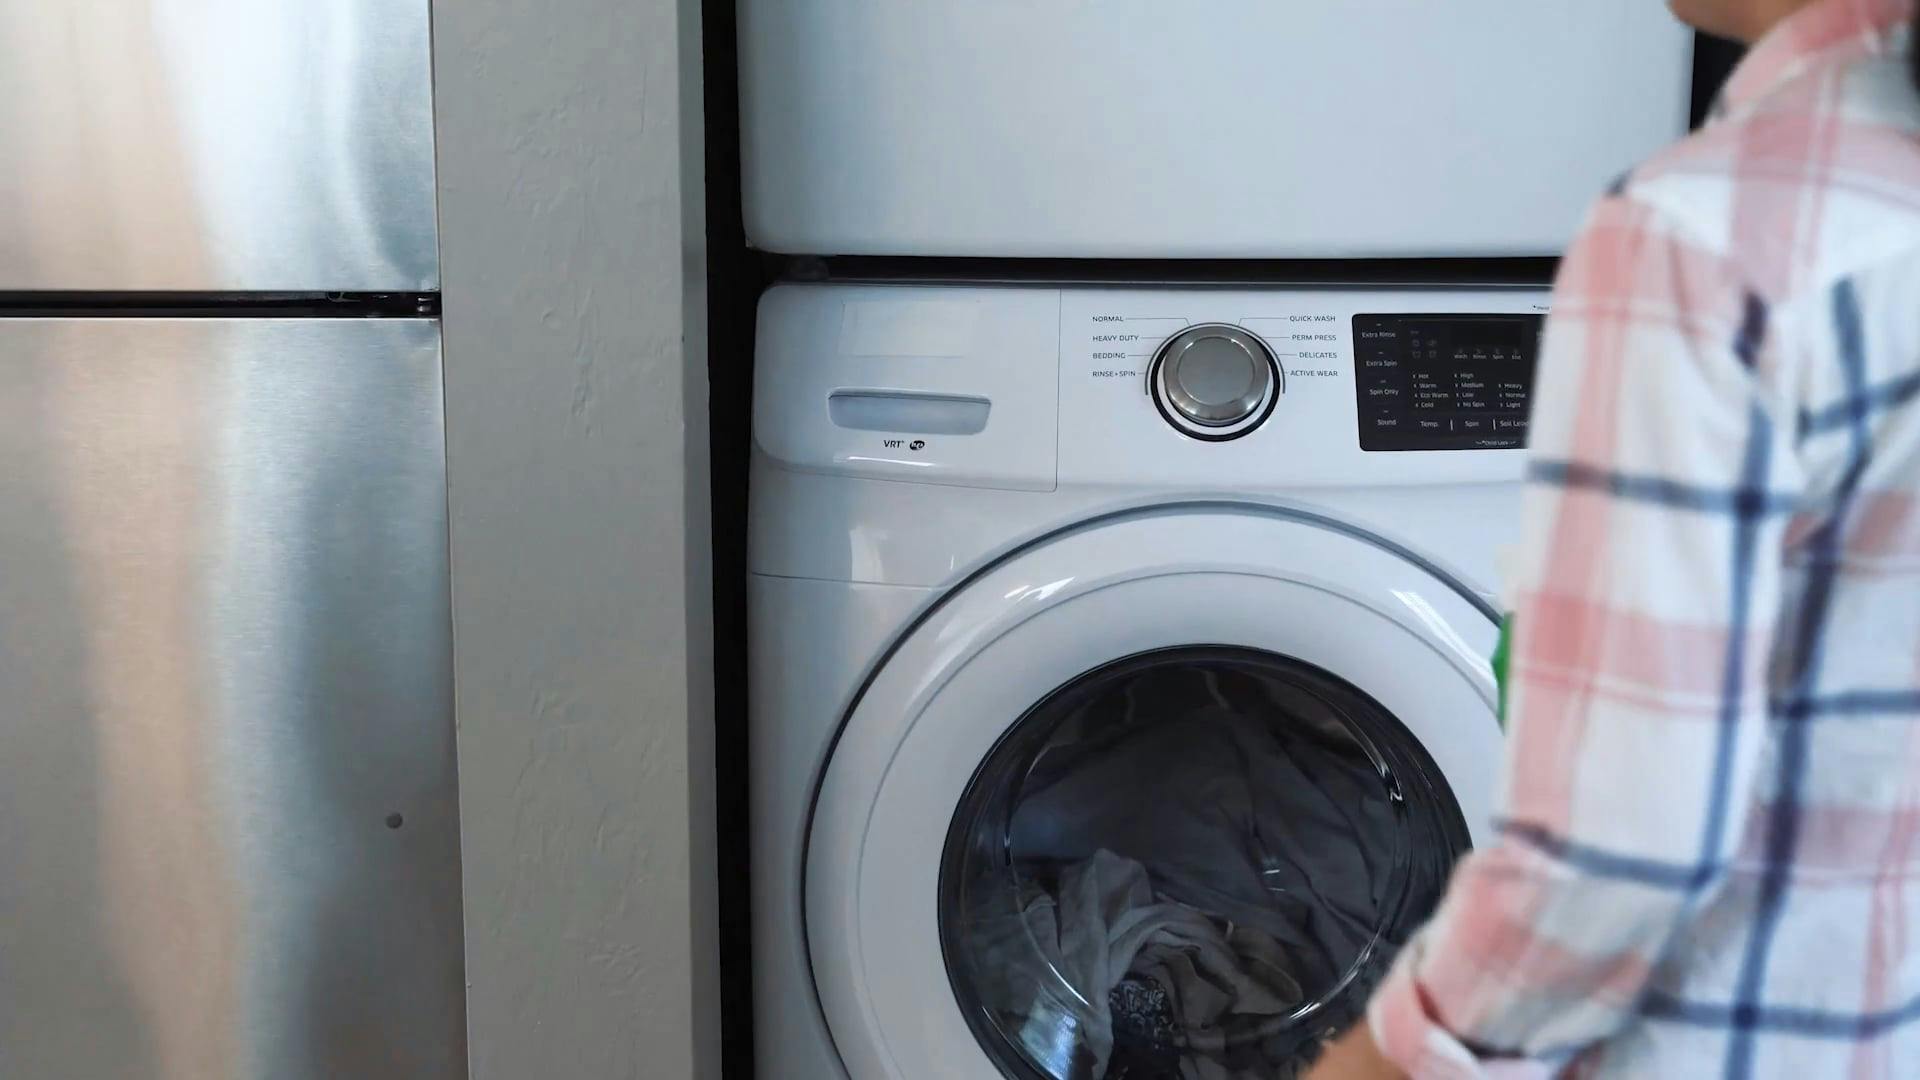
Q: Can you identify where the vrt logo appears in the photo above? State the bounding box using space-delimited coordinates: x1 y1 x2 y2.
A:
909 439 927 452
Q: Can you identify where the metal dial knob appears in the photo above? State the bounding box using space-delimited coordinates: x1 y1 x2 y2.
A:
1150 324 1280 439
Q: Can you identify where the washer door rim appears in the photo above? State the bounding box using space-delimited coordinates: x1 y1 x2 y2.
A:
802 500 1501 1080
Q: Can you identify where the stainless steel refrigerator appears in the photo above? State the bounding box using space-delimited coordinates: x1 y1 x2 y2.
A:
0 4 464 1077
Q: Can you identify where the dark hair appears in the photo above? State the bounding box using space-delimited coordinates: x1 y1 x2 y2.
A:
1911 24 1920 96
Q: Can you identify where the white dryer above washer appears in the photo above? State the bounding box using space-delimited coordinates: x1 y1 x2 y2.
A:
738 3 1693 258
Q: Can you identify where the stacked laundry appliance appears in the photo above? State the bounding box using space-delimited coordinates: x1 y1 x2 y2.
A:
739 6 1698 1078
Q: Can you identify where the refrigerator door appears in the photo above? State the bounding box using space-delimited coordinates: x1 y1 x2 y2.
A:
739 1 1692 258
0 2 437 292
0 318 464 1079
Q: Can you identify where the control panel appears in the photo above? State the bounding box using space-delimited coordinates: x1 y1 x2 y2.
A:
754 284 1551 495
1354 314 1544 451
1055 288 1550 489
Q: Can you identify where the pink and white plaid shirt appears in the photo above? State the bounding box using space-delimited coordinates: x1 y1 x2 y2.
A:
1366 2 1920 1076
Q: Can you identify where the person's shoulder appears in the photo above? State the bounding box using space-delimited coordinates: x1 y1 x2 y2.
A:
1616 46 1920 301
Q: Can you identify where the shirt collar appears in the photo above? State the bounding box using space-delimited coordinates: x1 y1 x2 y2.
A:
1717 0 1915 116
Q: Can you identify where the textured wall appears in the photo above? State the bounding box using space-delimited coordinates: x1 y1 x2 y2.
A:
432 0 719 1074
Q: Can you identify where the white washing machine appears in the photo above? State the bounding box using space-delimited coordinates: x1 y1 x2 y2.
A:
739 3 1692 258
751 283 1544 1078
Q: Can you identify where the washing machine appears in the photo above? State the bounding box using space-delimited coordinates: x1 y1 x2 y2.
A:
738 3 1692 258
750 282 1547 1078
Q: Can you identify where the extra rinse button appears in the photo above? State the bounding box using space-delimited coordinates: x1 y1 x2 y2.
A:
1149 324 1282 440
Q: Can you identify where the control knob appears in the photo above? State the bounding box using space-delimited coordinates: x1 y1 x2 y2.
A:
1148 324 1281 440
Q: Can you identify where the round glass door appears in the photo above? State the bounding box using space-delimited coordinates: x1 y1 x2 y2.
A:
940 647 1466 1079
803 506 1500 1080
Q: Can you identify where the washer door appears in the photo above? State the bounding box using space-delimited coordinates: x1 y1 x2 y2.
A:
808 506 1501 1080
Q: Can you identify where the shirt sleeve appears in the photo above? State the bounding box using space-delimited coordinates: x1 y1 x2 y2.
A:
1366 194 1806 1075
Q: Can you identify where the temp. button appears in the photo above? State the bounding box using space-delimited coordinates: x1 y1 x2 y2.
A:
1149 324 1282 441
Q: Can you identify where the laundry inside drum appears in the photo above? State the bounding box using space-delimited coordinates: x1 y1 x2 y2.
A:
938 647 1470 1080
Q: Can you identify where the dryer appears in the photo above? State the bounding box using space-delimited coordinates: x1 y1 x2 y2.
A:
750 283 1547 1077
738 3 1692 258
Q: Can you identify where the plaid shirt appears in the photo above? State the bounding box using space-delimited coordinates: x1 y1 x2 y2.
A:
1367 1 1920 1076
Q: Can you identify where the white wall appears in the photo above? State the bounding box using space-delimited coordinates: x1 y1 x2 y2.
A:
432 0 719 1074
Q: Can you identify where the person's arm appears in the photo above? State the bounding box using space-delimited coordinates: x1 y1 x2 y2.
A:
1360 194 1806 1074
1309 1023 1405 1080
